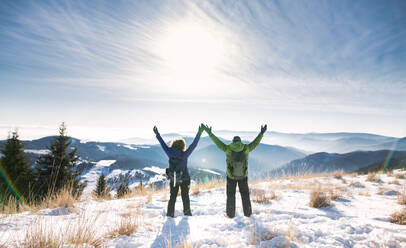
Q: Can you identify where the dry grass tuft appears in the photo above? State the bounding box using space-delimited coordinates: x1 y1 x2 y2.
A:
358 191 370 197
146 191 153 204
23 221 62 248
1 196 24 214
391 208 406 225
177 238 193 248
109 216 138 238
349 181 365 188
189 179 225 197
191 184 200 196
126 203 138 209
366 172 379 182
309 186 331 208
328 188 343 200
38 186 78 211
386 170 393 177
65 212 104 247
249 223 278 245
389 179 400 185
109 209 140 238
1 185 81 215
251 189 277 203
398 185 406 205
377 187 385 195
395 173 405 179
333 171 343 179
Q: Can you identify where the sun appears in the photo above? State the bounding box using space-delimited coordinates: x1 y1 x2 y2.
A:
154 21 228 88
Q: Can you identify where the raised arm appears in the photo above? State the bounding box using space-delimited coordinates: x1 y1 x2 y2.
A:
247 124 267 152
184 124 204 157
153 126 170 156
204 124 227 152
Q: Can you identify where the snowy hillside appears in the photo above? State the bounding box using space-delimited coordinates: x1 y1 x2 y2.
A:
1 171 406 247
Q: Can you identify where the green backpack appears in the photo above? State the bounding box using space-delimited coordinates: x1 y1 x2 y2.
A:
228 146 248 179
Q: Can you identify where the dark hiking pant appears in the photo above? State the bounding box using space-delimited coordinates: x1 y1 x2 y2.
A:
167 179 191 217
226 176 252 218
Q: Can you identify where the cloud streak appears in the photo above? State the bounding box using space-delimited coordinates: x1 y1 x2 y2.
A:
1 0 405 137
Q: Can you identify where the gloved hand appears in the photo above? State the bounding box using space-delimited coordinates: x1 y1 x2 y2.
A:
261 124 267 134
198 124 204 135
203 124 212 135
153 126 160 136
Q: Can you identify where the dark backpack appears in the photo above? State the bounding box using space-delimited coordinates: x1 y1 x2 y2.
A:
228 146 248 179
168 155 184 185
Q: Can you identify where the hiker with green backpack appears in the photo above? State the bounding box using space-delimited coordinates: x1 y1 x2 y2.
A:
202 124 267 218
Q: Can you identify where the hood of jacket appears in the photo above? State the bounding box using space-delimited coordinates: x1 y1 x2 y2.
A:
229 141 245 152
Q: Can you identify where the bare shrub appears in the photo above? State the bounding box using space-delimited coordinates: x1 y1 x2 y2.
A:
391 208 406 225
309 186 331 208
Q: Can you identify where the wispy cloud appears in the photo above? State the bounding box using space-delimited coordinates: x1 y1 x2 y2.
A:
1 0 405 137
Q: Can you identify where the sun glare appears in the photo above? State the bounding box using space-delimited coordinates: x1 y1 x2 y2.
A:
153 21 229 91
160 23 226 75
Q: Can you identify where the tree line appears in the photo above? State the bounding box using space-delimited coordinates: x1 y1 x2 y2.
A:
0 123 85 210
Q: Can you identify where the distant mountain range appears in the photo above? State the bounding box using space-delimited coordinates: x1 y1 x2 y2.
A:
122 131 405 154
216 131 405 153
0 134 306 190
269 150 406 177
2 131 405 185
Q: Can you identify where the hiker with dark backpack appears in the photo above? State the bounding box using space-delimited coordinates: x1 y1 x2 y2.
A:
154 124 204 217
203 124 267 218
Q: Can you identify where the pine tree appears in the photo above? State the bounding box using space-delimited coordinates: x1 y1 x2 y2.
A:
0 131 33 204
93 174 110 198
116 177 130 198
35 123 85 198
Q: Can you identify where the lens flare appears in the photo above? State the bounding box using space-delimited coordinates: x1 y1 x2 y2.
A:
380 140 398 174
0 164 31 211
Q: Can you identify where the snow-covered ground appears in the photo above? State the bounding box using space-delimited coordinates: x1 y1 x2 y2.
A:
1 172 406 247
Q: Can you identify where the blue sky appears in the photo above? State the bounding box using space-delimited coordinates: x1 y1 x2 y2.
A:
1 0 405 140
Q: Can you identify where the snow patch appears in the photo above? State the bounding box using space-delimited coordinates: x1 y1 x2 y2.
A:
144 166 165 174
123 144 138 150
97 145 106 151
24 149 50 155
